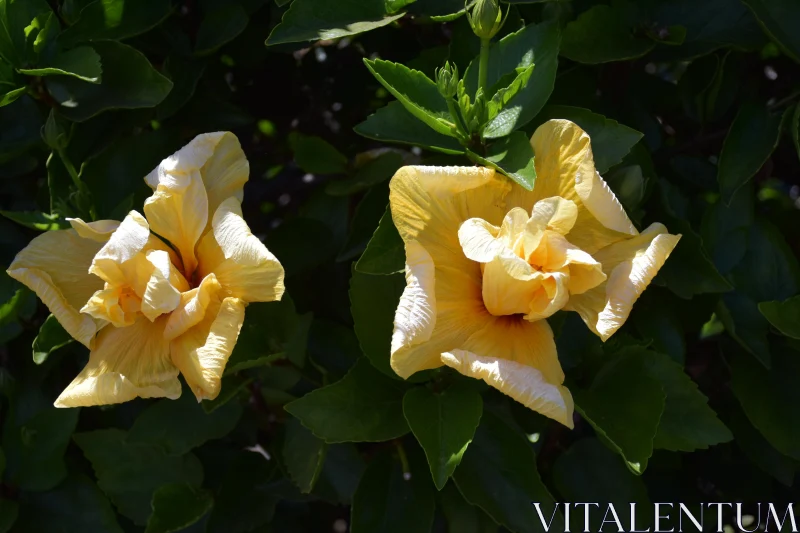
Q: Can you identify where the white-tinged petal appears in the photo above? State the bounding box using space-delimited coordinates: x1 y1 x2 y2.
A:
164 273 222 341
391 240 436 359
531 196 578 235
68 218 120 242
89 211 151 285
140 249 183 322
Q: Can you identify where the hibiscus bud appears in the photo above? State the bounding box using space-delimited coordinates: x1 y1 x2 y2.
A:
435 61 459 98
468 0 504 40
41 109 68 150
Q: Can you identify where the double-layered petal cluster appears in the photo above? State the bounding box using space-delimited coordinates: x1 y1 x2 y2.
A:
7 133 285 407
389 119 680 427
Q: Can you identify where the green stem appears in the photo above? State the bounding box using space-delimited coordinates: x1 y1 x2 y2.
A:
57 148 97 220
394 440 411 480
478 37 490 93
57 148 82 191
447 99 468 138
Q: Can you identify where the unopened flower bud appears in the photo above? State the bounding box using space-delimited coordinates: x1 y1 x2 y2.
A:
435 61 459 98
468 0 504 40
41 109 69 150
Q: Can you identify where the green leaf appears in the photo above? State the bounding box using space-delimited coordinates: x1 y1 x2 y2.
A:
350 270 405 377
718 291 772 367
438 482 498 533
468 131 536 190
553 439 651 531
453 412 561 533
485 64 534 122
226 298 303 373
12 473 123 533
475 21 561 138
156 57 205 120
266 0 405 45
355 208 405 275
46 41 173 122
338 181 391 262
327 151 402 196
364 59 455 137
792 102 800 162
731 349 800 461
700 185 754 275
573 352 665 474
73 429 204 525
59 0 172 46
196 3 249 55
355 101 465 154
2 406 79 491
402 384 483 490
0 499 18 533
731 220 800 302
759 295 800 339
0 85 25 107
561 5 655 64
290 132 348 175
532 106 644 173
313 443 366 505
410 0 472 21
283 417 328 494
637 350 732 451
145 483 213 533
741 0 800 62
728 408 796 486
206 452 279 533
350 450 436 533
127 392 242 455
32 313 73 364
19 46 102 83
717 104 782 204
0 0 53 67
202 375 252 414
285 359 410 443
0 210 66 230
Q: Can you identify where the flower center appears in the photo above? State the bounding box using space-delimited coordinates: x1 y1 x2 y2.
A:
458 196 607 321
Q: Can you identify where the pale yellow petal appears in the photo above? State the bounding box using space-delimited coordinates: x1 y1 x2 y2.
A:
390 241 437 376
54 315 181 407
524 271 570 322
145 132 249 222
6 228 109 348
170 296 245 401
195 199 285 303
441 317 573 427
164 273 222 341
481 256 541 316
458 218 502 263
531 196 578 235
565 223 681 341
68 218 120 242
140 250 183 322
89 211 151 286
80 287 137 328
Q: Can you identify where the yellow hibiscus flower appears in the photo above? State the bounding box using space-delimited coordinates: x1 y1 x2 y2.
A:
7 132 285 407
389 119 681 428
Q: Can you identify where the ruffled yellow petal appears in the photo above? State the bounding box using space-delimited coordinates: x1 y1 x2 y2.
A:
54 315 181 407
89 211 152 286
170 296 245 401
196 198 285 303
565 223 681 341
68 218 120 242
143 132 249 276
6 227 111 348
164 273 222 341
390 241 437 377
140 250 183 322
440 317 573 428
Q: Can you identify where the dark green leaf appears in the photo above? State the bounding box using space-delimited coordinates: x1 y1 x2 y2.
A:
364 59 455 137
73 429 204 525
700 185 754 275
438 482 498 533
731 220 800 302
453 412 561 533
128 392 242 455
19 46 102 83
355 208 405 275
156 57 206 120
59 0 172 46
2 406 79 491
338 181 390 262
0 86 25 107
561 5 655 64
285 359 409 442
718 104 782 204
792 102 800 162
283 417 328 494
14 473 122 533
202 375 252 414
0 210 66 231
196 3 249 55
290 132 348 175
350 270 405 377
718 291 771 367
313 443 366 505
553 439 651 531
266 0 404 45
0 499 17 533
355 101 465 154
350 450 435 533
32 313 73 364
532 106 644 173
731 350 800 461
0 0 53 67
573 352 665 474
729 408 796 486
227 298 302 372
326 151 402 196
47 41 173 122
759 295 800 339
468 131 536 190
741 0 800 62
145 483 213 533
403 384 483 490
